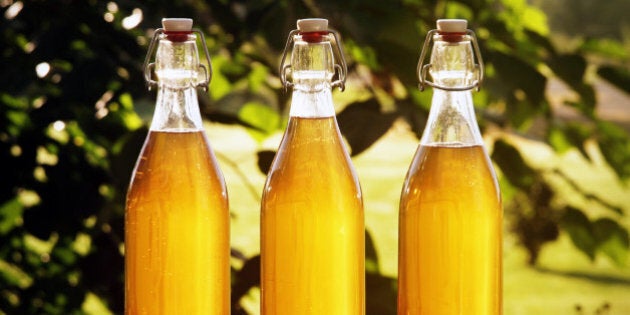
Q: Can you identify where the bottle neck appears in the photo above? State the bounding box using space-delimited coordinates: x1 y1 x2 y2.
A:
420 34 482 146
151 86 203 131
289 33 336 118
420 89 482 146
150 33 203 131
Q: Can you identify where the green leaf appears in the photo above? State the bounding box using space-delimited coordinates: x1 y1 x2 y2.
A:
52 245 78 266
487 51 547 126
5 109 31 137
491 140 536 190
337 99 398 156
592 218 629 267
560 208 629 265
231 255 260 309
238 101 280 135
117 93 143 130
547 125 573 154
212 90 278 129
581 38 629 60
0 93 29 109
498 0 549 36
596 120 630 179
247 63 269 92
549 54 586 87
256 150 276 175
548 54 596 117
523 29 556 56
327 0 421 85
547 122 592 159
396 99 428 139
443 2 474 21
563 85 596 118
598 66 630 94
520 6 549 36
0 198 24 235
366 272 397 315
118 93 134 111
209 54 234 101
0 259 33 289
347 41 381 71
561 207 597 261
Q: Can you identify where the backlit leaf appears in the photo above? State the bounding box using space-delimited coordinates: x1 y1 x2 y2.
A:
238 101 281 135
581 39 629 60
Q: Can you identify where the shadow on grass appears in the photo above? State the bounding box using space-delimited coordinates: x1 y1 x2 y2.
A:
534 266 630 286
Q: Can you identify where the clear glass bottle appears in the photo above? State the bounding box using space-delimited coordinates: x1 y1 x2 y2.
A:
398 19 503 315
260 18 365 315
125 18 229 315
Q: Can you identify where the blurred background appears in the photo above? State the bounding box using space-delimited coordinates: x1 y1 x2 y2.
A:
1 0 629 314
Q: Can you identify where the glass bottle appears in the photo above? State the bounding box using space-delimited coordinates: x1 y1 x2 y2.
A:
398 19 502 315
260 18 365 315
125 18 229 315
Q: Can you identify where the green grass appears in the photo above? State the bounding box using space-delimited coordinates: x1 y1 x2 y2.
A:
206 121 630 315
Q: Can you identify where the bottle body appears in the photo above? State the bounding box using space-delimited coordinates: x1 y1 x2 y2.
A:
261 19 364 315
398 143 502 314
398 20 502 315
125 20 229 315
261 116 364 314
125 130 229 315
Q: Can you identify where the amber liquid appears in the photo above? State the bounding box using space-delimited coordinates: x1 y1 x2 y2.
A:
261 117 365 314
398 144 502 315
125 130 229 315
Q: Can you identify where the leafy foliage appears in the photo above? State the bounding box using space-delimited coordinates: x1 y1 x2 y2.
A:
1 0 629 313
562 208 629 266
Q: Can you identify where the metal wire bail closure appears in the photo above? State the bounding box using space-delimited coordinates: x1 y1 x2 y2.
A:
142 28 213 91
279 29 348 92
417 29 484 92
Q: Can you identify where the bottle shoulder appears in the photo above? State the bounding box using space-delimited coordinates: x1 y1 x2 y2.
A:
272 117 353 165
127 130 228 210
263 117 361 196
130 131 225 185
403 144 499 197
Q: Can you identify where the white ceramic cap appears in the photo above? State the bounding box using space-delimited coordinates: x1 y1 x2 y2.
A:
297 18 328 32
162 18 193 32
437 19 467 33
